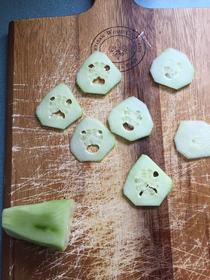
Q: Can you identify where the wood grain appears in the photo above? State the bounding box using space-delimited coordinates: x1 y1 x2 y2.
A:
2 0 210 279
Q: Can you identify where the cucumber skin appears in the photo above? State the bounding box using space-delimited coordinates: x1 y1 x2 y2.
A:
2 199 75 251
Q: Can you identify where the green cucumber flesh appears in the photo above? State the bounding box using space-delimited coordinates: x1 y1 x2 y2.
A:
108 96 154 141
36 83 83 129
123 154 172 206
174 121 210 159
2 199 75 251
150 48 195 90
76 51 122 95
70 117 115 162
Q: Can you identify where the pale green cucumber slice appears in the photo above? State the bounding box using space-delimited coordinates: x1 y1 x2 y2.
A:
2 199 75 251
174 121 210 159
76 51 122 95
108 96 154 141
70 117 115 162
150 48 195 90
123 154 172 206
36 83 83 129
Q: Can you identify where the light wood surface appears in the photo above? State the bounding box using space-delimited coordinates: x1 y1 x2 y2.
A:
2 0 210 279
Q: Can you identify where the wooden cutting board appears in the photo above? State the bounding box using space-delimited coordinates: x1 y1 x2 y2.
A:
2 0 210 279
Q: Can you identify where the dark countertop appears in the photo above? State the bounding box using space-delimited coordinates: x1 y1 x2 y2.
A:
1 0 210 275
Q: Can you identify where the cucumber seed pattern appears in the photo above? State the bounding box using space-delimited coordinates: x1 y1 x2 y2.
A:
80 129 103 149
164 62 182 79
88 62 110 83
48 95 72 119
135 169 159 196
122 107 142 129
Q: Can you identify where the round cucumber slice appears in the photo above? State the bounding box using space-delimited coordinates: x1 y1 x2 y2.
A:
150 48 195 90
123 154 172 206
76 51 122 95
174 121 210 159
70 117 116 162
108 96 154 141
2 199 75 251
36 83 83 129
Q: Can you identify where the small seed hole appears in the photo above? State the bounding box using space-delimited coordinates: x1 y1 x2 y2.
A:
98 130 103 134
50 97 55 101
66 99 72 105
139 191 143 196
87 145 99 153
192 139 196 143
51 110 65 119
153 171 159 177
123 123 134 131
92 77 105 85
88 64 94 68
104 65 110 71
81 130 86 134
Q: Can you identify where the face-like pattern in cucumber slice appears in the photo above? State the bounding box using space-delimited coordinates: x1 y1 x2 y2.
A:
70 117 116 161
108 97 154 141
2 199 75 251
36 83 83 129
123 154 172 206
76 51 122 95
150 48 195 90
174 121 210 159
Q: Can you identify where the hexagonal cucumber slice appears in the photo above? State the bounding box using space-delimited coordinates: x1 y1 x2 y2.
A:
70 117 116 162
76 51 122 95
2 199 75 251
174 121 210 159
150 48 195 90
108 96 154 141
123 154 172 206
36 83 83 129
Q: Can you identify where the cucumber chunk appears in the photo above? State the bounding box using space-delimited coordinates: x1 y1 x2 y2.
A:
76 51 122 95
108 96 154 141
150 48 195 90
123 154 172 206
70 117 115 162
36 83 83 129
2 199 75 251
174 121 210 159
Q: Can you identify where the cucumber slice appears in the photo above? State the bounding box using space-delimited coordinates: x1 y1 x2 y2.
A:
76 51 122 95
70 117 115 162
174 121 210 159
150 48 195 90
2 199 75 251
108 96 154 141
36 83 83 129
123 154 172 206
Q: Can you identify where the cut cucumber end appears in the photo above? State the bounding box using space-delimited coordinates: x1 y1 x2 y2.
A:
36 83 83 129
108 96 154 141
150 48 195 90
76 51 122 95
2 199 75 251
123 154 172 206
70 117 116 162
174 121 210 159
